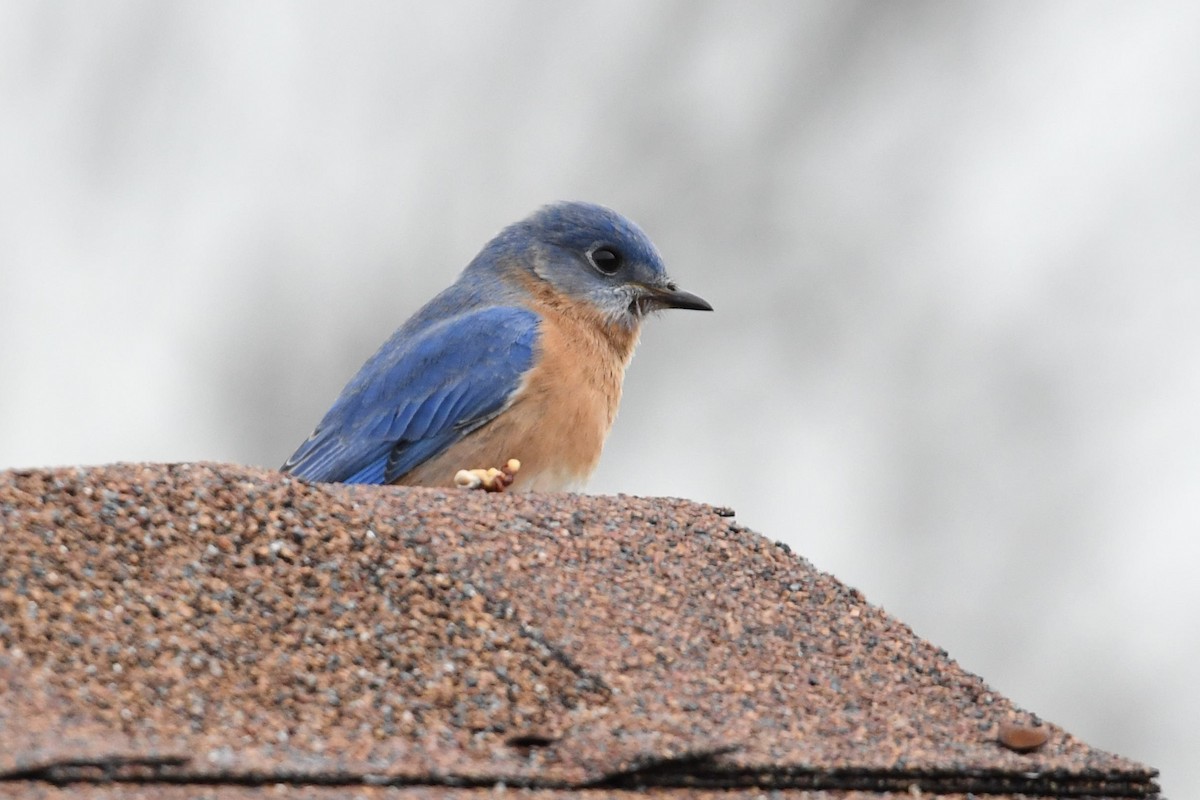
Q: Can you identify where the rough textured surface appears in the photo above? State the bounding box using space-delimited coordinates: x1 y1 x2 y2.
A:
0 463 1159 798
0 790 1091 800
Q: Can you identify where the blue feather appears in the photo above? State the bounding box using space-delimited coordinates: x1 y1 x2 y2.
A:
283 306 539 484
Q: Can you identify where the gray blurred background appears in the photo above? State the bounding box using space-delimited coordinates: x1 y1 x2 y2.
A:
2 1 1197 794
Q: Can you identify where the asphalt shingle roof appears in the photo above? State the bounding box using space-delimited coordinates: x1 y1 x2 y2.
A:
0 463 1159 798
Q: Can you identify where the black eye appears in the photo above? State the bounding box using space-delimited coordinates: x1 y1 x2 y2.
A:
589 246 622 275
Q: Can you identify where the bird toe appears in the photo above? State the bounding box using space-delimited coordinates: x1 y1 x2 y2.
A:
454 459 521 492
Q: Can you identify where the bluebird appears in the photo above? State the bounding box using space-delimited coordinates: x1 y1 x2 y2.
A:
281 201 711 492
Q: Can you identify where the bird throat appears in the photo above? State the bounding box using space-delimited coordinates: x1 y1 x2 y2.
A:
514 273 642 366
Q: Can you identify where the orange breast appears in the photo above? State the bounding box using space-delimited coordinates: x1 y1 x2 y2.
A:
396 292 641 491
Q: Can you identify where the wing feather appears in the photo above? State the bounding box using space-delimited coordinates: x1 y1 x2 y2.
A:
283 306 539 484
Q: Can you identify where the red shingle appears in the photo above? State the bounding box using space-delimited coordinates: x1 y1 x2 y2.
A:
0 463 1159 798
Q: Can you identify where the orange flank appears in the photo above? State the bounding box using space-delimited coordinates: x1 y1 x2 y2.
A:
397 282 640 492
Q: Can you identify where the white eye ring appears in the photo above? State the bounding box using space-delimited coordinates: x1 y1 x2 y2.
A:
587 246 622 275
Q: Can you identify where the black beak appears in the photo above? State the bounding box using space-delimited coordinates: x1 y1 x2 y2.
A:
642 284 713 312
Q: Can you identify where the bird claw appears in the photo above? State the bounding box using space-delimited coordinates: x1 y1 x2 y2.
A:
454 459 521 492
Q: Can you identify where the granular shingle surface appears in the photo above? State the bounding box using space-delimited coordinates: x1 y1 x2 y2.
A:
0 463 1159 798
0 790 1102 800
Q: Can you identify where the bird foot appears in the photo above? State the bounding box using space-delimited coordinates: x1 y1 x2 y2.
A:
454 459 521 492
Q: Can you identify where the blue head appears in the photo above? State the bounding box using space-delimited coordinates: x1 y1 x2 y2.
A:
469 201 711 327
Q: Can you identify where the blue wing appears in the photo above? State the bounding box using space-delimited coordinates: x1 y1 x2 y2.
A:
283 306 539 484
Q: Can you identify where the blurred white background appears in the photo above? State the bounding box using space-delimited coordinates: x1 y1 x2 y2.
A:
2 1 1197 794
